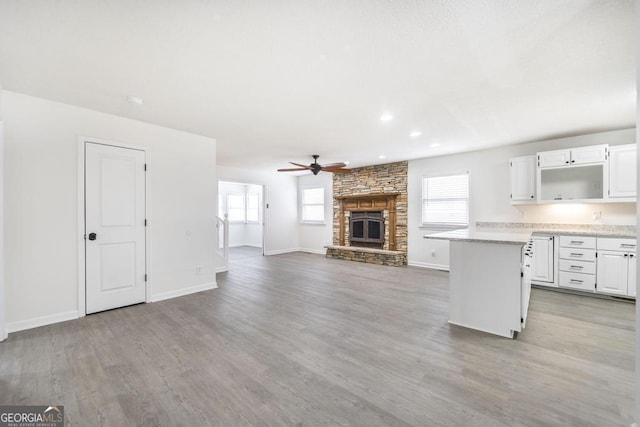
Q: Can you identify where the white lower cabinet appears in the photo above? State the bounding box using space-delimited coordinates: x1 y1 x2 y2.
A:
628 256 637 297
558 235 596 293
596 237 636 297
596 251 629 296
531 235 555 285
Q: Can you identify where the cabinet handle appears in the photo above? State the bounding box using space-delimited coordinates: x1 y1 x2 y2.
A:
570 265 583 269
565 161 569 164
571 160 575 163
570 279 583 283
530 195 534 199
570 253 584 257
570 241 584 244
630 254 635 258
624 254 629 257
621 244 636 248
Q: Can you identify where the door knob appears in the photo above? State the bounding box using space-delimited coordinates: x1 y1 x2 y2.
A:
88 233 97 241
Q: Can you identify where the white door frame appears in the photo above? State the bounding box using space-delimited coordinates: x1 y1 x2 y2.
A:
77 136 151 317
217 179 266 255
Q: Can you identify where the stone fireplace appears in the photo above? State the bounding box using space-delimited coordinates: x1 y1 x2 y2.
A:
325 161 408 266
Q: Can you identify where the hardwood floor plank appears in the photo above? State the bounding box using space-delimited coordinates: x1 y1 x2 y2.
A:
0 250 634 426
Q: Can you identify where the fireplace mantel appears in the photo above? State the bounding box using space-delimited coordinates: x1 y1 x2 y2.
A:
335 192 399 250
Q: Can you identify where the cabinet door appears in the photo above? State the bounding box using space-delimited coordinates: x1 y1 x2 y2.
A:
538 150 571 168
608 144 637 199
628 254 636 297
510 156 536 201
596 251 628 296
531 236 554 283
570 145 607 165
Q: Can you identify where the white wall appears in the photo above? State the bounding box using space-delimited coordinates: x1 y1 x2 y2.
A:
408 128 636 269
2 91 217 332
0 83 5 341
298 173 333 254
217 166 298 255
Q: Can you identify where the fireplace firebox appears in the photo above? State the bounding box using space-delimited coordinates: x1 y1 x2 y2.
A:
350 211 384 249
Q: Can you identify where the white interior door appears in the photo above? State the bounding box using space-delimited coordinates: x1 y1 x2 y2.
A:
85 142 146 314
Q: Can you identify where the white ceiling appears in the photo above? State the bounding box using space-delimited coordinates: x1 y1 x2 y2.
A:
0 1 635 172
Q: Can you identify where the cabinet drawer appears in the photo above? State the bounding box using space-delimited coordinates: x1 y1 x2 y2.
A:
558 247 596 262
559 236 596 249
597 238 637 252
559 259 596 275
559 272 596 292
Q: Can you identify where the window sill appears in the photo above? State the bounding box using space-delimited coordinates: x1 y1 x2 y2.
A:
300 221 327 226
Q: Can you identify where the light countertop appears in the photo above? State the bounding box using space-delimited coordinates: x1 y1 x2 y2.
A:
424 229 530 245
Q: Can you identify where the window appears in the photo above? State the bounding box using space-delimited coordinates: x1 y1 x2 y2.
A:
246 192 260 222
227 194 246 222
422 172 469 228
302 187 325 222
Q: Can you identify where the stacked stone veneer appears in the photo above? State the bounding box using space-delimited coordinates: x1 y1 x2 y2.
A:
328 161 408 266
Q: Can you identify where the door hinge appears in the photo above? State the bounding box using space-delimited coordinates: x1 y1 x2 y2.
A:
510 194 512 199
144 163 147 171
510 162 512 167
521 317 524 323
521 272 523 278
144 274 148 282
144 219 148 226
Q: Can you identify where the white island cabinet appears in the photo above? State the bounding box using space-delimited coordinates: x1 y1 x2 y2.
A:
425 229 530 339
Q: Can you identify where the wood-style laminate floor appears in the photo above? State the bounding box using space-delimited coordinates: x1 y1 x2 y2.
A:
0 250 635 426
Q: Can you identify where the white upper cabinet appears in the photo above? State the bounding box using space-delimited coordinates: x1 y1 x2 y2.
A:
570 145 608 165
509 156 536 203
608 144 637 200
538 145 608 168
538 149 571 168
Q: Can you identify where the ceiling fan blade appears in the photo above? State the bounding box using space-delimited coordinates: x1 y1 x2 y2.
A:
278 167 309 172
324 168 351 173
320 162 347 169
289 162 312 169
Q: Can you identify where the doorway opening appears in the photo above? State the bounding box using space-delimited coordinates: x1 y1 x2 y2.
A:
218 181 265 262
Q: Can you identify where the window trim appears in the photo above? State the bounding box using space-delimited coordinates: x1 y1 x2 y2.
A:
420 171 470 230
300 186 326 224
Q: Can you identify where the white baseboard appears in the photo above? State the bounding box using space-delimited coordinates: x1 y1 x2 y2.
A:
298 248 326 255
151 282 218 302
408 260 450 271
7 310 79 334
264 248 300 256
229 243 262 248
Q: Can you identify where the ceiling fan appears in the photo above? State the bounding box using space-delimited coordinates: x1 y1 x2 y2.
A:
277 155 350 175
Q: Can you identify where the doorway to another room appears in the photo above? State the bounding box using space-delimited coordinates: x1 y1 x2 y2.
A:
218 181 265 262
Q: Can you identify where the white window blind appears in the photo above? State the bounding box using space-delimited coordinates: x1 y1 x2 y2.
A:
302 187 325 222
422 173 469 228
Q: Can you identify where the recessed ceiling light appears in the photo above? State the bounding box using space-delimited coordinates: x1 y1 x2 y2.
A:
379 155 386 159
127 96 144 105
410 131 422 137
430 143 440 148
379 113 393 122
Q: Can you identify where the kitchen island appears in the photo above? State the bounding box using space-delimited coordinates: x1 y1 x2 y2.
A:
425 229 531 338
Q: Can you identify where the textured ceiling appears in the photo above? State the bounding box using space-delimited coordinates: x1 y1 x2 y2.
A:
0 0 635 171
